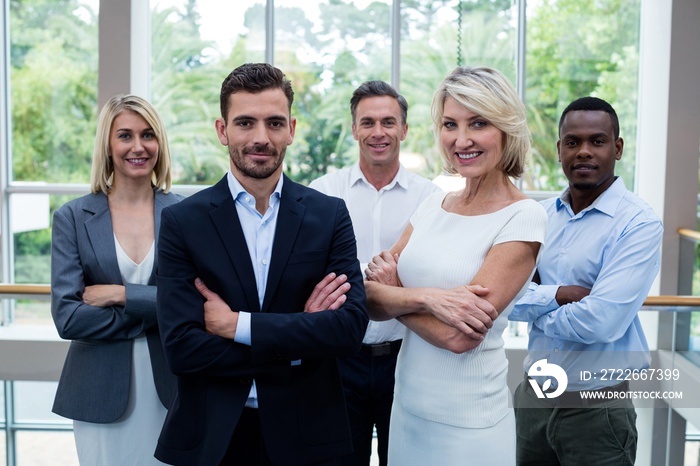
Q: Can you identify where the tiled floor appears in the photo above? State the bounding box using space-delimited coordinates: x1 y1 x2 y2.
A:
2 432 696 465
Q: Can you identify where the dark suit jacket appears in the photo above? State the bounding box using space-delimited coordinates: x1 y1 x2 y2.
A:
155 175 368 466
51 189 179 423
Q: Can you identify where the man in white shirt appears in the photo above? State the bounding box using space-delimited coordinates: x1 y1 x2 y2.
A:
310 81 441 466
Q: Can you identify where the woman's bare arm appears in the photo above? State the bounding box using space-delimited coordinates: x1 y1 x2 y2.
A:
399 240 540 353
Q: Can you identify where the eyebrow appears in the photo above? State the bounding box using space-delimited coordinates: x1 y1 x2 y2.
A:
232 114 288 123
441 114 483 122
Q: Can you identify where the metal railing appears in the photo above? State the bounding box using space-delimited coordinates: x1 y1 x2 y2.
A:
1 283 697 307
0 226 698 466
0 284 50 299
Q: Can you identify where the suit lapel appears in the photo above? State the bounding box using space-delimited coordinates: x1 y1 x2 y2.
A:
152 190 179 286
262 177 305 312
83 193 122 284
209 177 261 313
84 190 178 286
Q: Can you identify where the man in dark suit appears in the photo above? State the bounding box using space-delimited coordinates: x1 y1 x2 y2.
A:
155 63 369 466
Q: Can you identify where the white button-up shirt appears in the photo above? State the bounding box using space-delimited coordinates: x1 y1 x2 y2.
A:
310 163 442 344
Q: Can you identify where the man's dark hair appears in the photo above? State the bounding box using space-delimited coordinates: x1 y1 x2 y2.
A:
350 80 408 124
219 63 294 120
559 96 620 139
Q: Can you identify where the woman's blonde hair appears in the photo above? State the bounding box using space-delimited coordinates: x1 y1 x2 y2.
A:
431 66 530 178
90 94 172 194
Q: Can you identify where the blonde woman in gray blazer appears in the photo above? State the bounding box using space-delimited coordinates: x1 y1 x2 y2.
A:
51 95 180 465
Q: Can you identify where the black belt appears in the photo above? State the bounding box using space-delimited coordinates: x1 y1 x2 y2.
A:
524 372 629 407
360 340 402 357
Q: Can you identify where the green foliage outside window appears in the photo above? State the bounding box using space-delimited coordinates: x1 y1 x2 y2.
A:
10 0 98 184
524 0 641 191
9 0 642 285
9 0 642 188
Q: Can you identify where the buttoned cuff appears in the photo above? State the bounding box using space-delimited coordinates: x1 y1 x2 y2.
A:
234 311 252 346
509 284 559 322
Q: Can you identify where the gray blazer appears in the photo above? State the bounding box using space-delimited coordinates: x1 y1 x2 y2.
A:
50 189 180 423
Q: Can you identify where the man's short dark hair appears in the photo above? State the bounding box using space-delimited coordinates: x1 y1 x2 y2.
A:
559 96 620 139
350 80 408 125
220 63 294 120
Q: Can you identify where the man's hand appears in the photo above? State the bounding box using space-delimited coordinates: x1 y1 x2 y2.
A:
195 278 238 339
365 251 400 286
555 285 591 306
304 273 351 313
423 285 498 339
83 284 126 307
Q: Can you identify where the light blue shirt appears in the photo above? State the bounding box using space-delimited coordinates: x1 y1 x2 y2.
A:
509 178 663 390
227 170 283 407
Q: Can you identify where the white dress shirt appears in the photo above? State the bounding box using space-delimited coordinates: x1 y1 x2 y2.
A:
309 163 442 344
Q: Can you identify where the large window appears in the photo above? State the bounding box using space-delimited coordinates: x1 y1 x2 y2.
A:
0 0 645 328
148 0 641 190
8 1 690 465
8 0 98 305
523 0 641 191
10 0 98 184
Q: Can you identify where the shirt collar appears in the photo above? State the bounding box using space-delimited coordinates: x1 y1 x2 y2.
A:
227 170 284 202
349 162 409 191
556 176 626 218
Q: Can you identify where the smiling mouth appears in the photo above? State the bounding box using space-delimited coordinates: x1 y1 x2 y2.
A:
572 164 596 171
127 158 148 164
456 151 481 160
244 147 275 157
369 143 389 149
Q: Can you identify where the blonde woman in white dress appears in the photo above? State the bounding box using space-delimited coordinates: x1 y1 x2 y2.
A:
364 66 548 466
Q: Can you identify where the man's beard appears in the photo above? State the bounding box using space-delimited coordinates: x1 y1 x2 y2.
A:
571 182 598 190
230 144 284 179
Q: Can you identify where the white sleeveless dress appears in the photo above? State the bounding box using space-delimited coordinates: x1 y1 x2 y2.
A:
73 236 168 466
388 192 547 466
